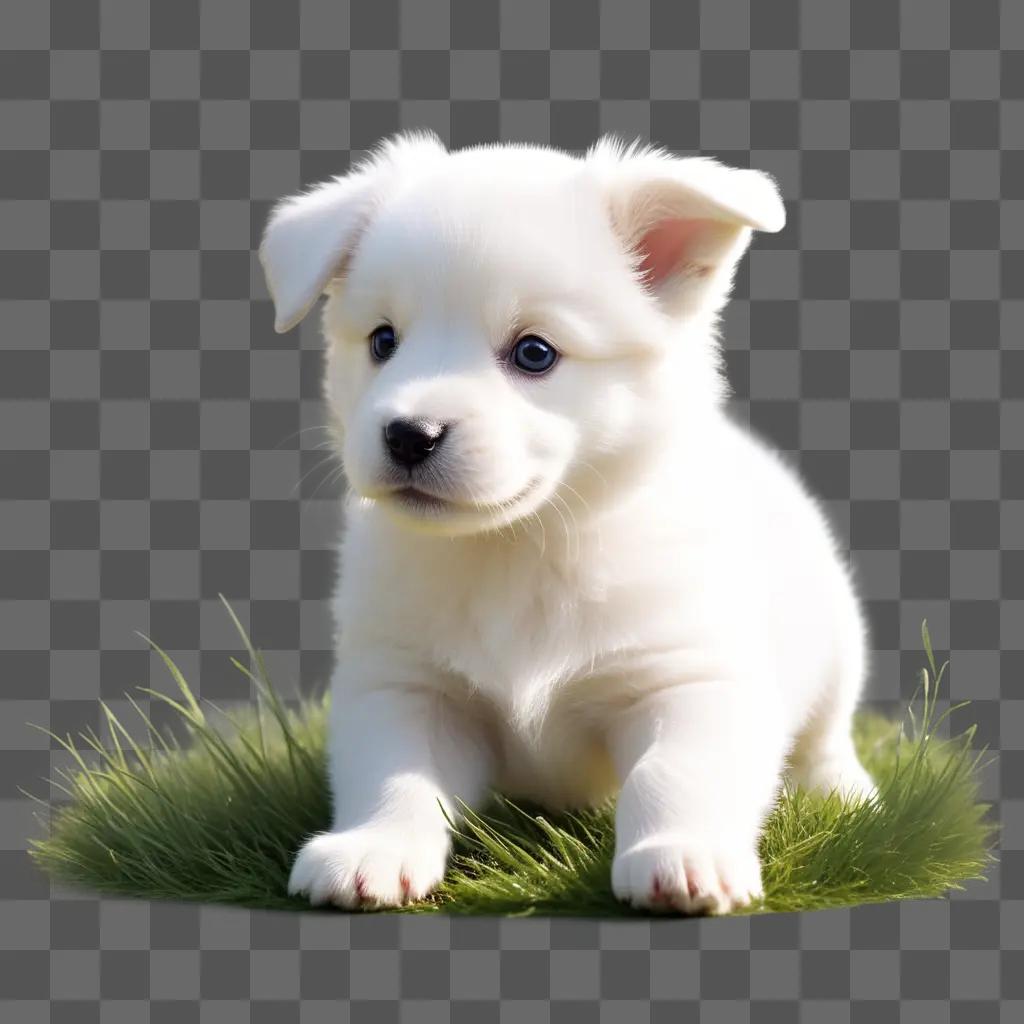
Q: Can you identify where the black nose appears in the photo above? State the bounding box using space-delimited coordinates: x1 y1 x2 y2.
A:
383 418 447 468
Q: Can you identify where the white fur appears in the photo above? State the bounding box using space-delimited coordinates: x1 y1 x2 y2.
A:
261 134 876 914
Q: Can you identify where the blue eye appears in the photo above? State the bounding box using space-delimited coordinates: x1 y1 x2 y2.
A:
511 335 558 375
369 324 397 362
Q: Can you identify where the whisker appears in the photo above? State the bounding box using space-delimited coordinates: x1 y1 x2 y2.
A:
463 480 515 544
528 507 546 558
272 424 336 451
307 461 347 501
542 492 573 562
550 490 582 564
291 453 342 498
558 480 592 517
576 460 610 492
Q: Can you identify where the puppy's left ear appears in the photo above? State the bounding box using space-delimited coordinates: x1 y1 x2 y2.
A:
259 132 446 333
590 141 785 320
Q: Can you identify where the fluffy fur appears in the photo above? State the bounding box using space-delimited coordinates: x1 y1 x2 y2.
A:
260 133 876 915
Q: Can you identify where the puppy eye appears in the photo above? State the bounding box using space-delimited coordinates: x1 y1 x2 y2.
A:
369 324 397 363
510 334 558 375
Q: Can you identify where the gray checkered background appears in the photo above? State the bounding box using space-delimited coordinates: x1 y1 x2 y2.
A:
1 0 1022 1019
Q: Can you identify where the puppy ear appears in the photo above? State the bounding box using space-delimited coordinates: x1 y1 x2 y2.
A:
590 139 785 319
259 132 447 333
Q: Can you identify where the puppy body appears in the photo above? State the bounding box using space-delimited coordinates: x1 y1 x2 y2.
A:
262 135 875 913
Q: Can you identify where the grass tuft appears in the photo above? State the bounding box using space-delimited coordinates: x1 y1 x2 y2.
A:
29 604 996 916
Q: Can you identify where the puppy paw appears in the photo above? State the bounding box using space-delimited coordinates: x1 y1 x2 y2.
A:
612 835 763 915
288 826 449 909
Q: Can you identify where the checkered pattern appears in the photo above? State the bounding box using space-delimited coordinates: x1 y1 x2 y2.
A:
1 0 1021 1018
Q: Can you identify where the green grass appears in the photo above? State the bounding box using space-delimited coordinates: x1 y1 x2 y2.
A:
28 603 996 916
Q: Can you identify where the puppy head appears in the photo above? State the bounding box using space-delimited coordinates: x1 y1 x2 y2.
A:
260 133 784 537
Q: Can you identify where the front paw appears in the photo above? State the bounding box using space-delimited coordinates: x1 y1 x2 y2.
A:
288 826 450 909
612 834 763 915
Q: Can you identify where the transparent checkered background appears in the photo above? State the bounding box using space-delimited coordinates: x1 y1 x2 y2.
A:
1 0 1022 1018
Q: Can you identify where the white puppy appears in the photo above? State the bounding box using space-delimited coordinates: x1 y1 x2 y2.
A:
260 133 876 915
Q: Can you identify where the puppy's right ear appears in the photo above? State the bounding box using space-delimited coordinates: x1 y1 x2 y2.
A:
259 133 446 333
259 173 377 334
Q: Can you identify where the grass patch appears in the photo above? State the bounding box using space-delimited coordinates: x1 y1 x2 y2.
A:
29 605 995 916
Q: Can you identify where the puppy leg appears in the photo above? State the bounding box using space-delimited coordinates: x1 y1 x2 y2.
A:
289 652 492 908
608 681 786 915
788 691 877 803
788 613 876 802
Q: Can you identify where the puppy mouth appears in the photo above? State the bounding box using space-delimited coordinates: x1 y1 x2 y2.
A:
390 485 451 510
385 478 542 516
